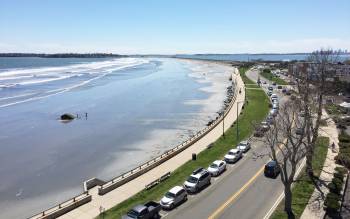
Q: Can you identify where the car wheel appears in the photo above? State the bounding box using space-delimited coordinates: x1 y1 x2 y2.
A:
170 203 174 209
184 195 188 201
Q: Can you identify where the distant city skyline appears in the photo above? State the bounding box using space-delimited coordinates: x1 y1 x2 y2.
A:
0 0 349 54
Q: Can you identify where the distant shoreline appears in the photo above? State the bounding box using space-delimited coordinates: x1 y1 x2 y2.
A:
0 53 127 58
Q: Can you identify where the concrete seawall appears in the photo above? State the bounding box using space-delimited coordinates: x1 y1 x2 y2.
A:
30 66 245 219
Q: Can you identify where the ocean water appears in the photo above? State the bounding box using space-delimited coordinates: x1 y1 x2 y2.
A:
0 57 232 218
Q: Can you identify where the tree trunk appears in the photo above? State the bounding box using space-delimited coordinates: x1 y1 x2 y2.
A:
284 184 295 219
306 150 314 178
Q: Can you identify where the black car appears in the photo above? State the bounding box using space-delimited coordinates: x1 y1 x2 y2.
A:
264 160 280 178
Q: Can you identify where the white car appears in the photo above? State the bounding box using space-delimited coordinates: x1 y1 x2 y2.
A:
271 94 278 101
160 186 187 209
237 141 251 153
270 109 278 117
208 160 226 176
224 149 243 163
272 103 279 110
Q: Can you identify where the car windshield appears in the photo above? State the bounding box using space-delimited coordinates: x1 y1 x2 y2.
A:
165 192 176 199
210 163 218 168
187 176 198 183
127 210 139 218
228 151 237 155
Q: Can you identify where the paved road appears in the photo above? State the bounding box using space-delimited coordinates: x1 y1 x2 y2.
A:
163 69 290 219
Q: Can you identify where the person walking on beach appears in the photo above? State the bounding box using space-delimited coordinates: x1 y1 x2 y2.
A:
85 112 88 120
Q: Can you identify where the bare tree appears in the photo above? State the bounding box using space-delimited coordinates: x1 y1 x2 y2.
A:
264 100 307 219
294 49 340 190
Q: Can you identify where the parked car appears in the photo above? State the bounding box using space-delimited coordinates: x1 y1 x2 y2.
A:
160 186 187 209
268 86 273 91
270 109 278 117
272 103 279 110
224 148 243 163
208 160 226 176
122 201 161 219
282 88 287 93
272 82 277 86
263 80 267 84
237 141 251 153
183 167 211 193
266 115 274 124
267 90 273 96
264 160 280 178
260 121 270 132
271 94 278 101
277 85 282 89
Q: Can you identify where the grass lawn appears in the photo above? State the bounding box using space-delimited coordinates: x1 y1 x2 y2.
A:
260 69 288 85
270 136 330 219
97 68 269 219
239 67 260 88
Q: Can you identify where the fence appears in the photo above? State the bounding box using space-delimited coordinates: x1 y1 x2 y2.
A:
29 192 91 219
98 73 241 195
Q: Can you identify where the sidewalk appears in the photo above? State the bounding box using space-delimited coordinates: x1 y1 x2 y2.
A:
58 68 246 219
300 110 340 219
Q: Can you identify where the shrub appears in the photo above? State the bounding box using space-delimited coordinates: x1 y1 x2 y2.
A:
339 142 350 149
333 172 344 182
332 176 343 187
324 192 341 217
328 182 342 194
335 166 347 175
335 154 350 169
339 137 350 143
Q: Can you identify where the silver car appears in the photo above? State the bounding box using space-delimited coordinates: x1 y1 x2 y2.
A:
208 160 226 176
183 168 211 193
160 186 187 209
237 141 251 153
224 149 243 163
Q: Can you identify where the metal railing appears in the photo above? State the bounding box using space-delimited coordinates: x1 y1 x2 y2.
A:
29 192 91 219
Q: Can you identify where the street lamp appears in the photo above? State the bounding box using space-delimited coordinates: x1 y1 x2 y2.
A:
236 100 244 141
217 111 225 137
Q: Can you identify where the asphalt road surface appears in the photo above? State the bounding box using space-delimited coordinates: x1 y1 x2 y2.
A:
162 68 290 219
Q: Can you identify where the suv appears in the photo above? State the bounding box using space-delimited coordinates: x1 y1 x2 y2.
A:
264 160 280 178
160 186 187 209
224 149 243 163
183 168 211 193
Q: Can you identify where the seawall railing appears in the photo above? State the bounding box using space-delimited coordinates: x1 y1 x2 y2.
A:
29 192 91 219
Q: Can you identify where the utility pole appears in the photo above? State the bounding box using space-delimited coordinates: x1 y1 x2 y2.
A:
223 113 225 137
236 101 244 141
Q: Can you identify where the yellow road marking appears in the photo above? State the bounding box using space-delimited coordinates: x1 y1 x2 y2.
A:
208 165 265 219
208 135 290 219
208 85 295 219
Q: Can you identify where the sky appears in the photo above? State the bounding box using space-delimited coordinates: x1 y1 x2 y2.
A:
0 0 349 54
